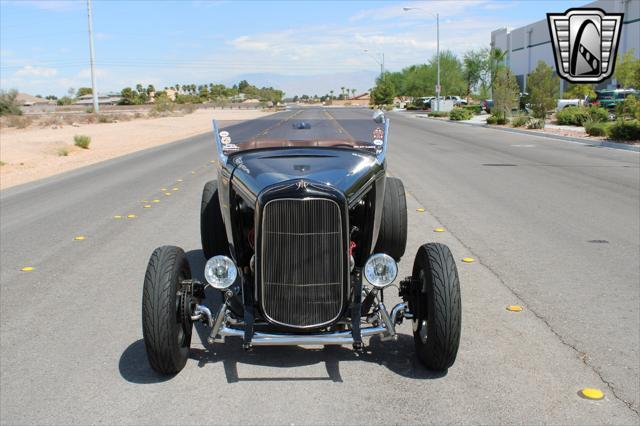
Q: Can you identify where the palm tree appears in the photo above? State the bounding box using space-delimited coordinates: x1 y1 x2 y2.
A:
175 84 180 93
340 86 345 99
489 48 507 96
330 90 334 100
351 88 356 98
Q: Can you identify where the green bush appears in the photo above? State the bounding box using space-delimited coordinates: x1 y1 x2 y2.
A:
74 134 91 149
0 90 22 116
463 104 482 114
97 114 114 123
152 96 175 113
608 120 640 141
556 106 609 126
511 115 529 127
527 118 545 129
449 108 473 121
428 111 449 118
486 114 507 125
584 120 611 137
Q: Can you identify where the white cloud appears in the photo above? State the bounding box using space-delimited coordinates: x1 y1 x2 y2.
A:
14 65 57 77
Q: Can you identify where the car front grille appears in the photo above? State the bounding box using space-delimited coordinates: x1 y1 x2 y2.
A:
261 198 344 328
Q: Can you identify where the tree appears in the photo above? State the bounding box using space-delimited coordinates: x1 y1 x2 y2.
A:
564 83 596 101
370 77 396 106
351 88 356 98
0 89 22 116
45 95 58 100
329 90 334 100
76 87 93 97
238 80 250 92
463 48 487 102
175 84 181 93
147 84 155 94
56 96 74 106
492 68 519 120
614 49 640 88
527 61 559 119
488 47 507 96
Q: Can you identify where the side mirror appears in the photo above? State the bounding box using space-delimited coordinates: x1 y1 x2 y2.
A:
373 110 385 124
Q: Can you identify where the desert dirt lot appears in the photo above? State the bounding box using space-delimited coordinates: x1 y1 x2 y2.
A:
0 108 273 189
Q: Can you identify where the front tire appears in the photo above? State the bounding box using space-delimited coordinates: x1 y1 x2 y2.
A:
142 246 192 375
410 243 461 371
374 177 407 261
201 180 229 259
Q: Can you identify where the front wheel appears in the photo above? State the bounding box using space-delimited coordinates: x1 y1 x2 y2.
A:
142 245 193 375
410 243 461 371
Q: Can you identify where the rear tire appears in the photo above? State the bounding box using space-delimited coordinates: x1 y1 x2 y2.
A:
142 246 192 375
201 180 229 259
410 243 461 371
374 177 407 260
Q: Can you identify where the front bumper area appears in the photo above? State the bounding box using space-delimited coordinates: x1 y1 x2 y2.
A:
194 302 409 348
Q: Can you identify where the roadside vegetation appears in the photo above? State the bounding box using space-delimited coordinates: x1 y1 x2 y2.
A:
74 135 91 149
0 90 22 116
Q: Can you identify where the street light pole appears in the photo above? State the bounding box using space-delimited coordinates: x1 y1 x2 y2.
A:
86 0 99 113
364 49 385 80
403 7 441 111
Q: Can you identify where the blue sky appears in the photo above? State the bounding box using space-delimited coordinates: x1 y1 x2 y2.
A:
1 0 584 96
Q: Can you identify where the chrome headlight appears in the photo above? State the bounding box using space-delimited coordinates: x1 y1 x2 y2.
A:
364 253 397 288
204 255 237 289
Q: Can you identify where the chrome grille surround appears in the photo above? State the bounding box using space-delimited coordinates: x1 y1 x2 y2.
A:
260 197 344 328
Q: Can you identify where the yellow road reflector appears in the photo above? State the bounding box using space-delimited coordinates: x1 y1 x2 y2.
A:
191 171 196 174
416 208 425 212
462 257 475 263
176 179 183 182
152 199 160 203
143 205 152 209
506 305 523 312
113 215 123 219
161 188 167 191
434 228 445 233
579 388 604 400
21 266 34 272
165 192 172 196
74 236 86 241
127 214 137 219
140 199 148 203
210 160 215 164
172 187 179 191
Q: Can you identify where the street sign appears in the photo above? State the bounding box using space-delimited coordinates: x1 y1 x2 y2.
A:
435 85 441 93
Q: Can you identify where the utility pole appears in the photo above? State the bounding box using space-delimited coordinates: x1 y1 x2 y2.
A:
87 0 99 113
436 13 440 112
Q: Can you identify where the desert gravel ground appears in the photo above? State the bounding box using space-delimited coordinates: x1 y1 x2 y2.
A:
0 108 273 189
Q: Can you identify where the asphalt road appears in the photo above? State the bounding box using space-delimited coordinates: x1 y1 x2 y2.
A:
1 107 638 424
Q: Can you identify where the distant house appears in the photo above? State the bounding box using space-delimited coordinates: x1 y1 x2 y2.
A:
74 94 121 106
15 93 54 107
331 92 370 106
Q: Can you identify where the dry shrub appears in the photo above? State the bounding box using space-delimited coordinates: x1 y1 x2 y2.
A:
7 115 33 128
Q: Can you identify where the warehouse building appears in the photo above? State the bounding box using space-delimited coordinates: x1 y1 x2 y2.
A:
491 0 639 94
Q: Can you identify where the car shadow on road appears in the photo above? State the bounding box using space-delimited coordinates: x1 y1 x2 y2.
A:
119 249 447 384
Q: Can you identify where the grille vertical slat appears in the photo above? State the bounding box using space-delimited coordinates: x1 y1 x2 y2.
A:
261 198 343 328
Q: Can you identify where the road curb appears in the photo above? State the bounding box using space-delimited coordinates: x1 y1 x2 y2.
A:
414 114 640 152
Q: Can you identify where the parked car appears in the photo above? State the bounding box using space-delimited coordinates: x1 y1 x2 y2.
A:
445 95 468 106
482 99 493 113
593 89 638 111
556 99 583 111
141 109 462 375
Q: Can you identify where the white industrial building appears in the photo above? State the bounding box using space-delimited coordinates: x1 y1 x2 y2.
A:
491 0 639 93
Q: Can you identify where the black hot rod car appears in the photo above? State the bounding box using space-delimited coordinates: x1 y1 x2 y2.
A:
142 108 461 375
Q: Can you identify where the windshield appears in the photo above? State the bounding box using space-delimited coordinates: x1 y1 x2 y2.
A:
215 107 385 156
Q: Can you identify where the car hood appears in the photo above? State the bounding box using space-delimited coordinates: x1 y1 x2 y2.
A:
229 147 384 204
